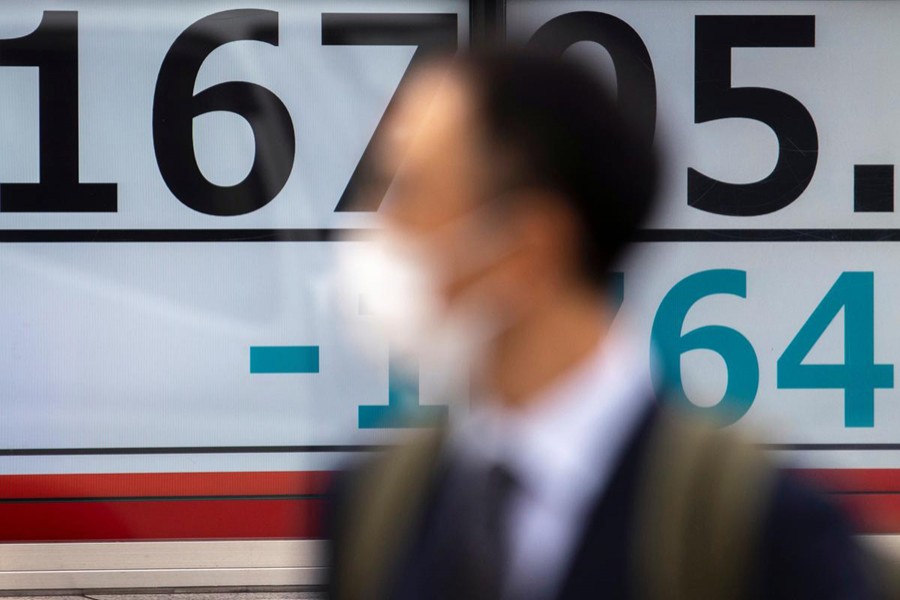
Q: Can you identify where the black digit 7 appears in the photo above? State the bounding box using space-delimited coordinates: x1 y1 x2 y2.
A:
322 13 457 212
153 9 295 217
689 16 817 216
0 11 116 212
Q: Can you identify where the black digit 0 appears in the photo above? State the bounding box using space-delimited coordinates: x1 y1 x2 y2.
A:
689 16 818 216
527 11 657 149
153 9 295 216
0 11 116 212
322 13 458 212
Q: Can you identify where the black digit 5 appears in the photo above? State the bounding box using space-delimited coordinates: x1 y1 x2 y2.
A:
689 16 817 216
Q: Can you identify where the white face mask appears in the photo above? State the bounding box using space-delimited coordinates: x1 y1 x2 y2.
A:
335 216 513 403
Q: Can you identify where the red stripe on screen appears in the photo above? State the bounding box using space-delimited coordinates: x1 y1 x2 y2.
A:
0 498 326 542
4 469 900 541
0 471 332 500
791 468 900 494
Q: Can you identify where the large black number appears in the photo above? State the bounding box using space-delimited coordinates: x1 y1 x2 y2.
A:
689 16 817 216
322 13 457 212
153 9 295 217
0 11 116 212
527 11 657 149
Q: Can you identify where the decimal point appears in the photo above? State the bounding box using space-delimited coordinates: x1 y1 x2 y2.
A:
854 164 894 212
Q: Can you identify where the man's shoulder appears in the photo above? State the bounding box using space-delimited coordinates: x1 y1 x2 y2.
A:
757 467 877 599
634 405 876 599
328 428 446 533
325 429 447 600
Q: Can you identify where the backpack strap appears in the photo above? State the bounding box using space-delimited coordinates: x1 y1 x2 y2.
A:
864 539 900 599
336 429 445 600
632 409 776 600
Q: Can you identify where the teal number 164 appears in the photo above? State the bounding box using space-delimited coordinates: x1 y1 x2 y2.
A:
651 270 892 427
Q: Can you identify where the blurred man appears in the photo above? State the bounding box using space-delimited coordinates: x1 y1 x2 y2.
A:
327 52 874 600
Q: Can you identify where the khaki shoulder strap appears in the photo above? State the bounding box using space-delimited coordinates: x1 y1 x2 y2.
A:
337 429 445 600
865 541 900 599
633 410 775 600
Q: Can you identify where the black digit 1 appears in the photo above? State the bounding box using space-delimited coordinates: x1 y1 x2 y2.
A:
153 9 295 216
322 13 458 212
0 11 116 212
527 11 657 149
690 16 817 216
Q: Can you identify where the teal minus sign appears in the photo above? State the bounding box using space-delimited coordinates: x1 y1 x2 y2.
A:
250 346 320 374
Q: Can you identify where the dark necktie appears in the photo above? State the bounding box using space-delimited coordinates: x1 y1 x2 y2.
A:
451 461 519 600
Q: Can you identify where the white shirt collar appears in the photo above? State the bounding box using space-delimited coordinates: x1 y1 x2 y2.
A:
452 331 653 510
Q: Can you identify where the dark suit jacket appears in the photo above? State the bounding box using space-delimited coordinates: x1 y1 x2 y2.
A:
327 403 876 600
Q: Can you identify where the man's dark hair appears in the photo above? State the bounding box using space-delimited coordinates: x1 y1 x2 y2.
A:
454 50 659 288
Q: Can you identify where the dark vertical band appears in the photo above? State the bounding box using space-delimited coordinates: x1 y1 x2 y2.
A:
470 0 506 48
